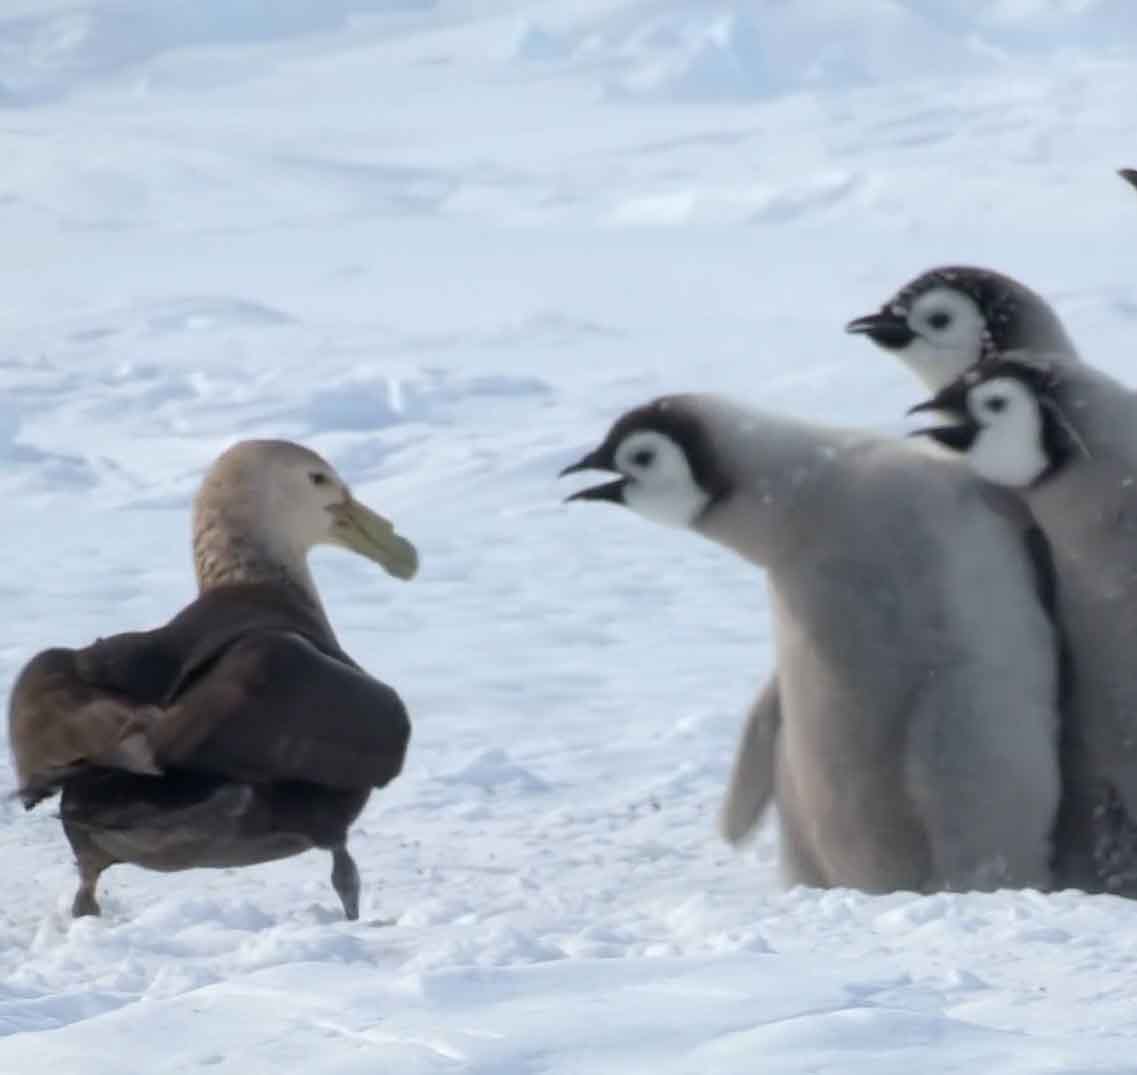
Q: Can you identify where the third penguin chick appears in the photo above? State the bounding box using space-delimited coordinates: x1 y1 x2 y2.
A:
560 394 1062 896
911 357 1137 895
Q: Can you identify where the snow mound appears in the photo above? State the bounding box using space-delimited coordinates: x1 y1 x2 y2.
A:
0 0 437 104
435 749 552 795
296 369 553 434
516 0 1129 102
2 953 1135 1073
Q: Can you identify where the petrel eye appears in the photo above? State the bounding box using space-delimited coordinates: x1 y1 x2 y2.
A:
309 472 329 486
631 449 655 468
927 311 952 330
985 397 1007 414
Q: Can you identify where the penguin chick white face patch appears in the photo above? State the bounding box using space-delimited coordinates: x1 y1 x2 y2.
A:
614 431 710 528
900 287 990 391
561 397 730 524
965 378 1050 488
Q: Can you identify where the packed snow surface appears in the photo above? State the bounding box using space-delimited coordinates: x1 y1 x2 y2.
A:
2 1 1137 1071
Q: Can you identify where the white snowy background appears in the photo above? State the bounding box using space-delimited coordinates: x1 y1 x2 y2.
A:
1 1 1137 1071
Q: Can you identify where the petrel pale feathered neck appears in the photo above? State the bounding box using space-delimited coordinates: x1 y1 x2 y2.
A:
192 515 320 597
191 441 335 635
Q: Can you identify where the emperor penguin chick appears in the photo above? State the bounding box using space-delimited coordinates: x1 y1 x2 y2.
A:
846 264 1080 393
561 395 1063 895
912 356 1137 894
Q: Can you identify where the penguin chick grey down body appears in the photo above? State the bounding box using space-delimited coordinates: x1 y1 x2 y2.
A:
912 356 1137 894
8 440 418 919
561 395 1063 894
848 263 1137 895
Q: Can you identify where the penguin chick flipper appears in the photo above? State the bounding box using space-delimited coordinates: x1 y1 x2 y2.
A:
719 677 781 846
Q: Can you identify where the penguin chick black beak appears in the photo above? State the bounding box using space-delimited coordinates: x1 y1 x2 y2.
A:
907 385 979 453
845 308 916 349
1119 167 1137 193
559 447 628 504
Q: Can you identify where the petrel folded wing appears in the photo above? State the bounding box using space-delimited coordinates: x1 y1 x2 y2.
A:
152 630 411 791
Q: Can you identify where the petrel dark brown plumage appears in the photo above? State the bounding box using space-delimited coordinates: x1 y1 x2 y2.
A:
7 439 419 920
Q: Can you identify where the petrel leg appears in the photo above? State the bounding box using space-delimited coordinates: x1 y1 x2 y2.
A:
66 825 116 918
330 843 361 921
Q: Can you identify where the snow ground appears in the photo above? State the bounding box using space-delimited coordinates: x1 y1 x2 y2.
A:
2 1 1137 1071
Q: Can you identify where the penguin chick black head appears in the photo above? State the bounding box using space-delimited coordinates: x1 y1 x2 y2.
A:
846 266 1076 392
908 358 1071 489
559 398 731 528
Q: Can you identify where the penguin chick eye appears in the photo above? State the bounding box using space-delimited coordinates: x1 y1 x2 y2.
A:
927 311 952 330
309 472 329 486
630 448 656 468
984 397 1008 414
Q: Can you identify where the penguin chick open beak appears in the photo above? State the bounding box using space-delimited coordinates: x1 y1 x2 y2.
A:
907 386 979 453
845 309 916 349
559 447 628 504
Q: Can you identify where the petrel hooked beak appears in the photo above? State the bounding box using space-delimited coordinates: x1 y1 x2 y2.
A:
559 446 627 504
327 496 420 580
845 308 917 350
906 380 979 453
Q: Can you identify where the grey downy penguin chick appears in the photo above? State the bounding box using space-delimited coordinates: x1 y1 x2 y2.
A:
8 440 418 919
912 357 1137 894
560 395 1063 894
845 265 1080 394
